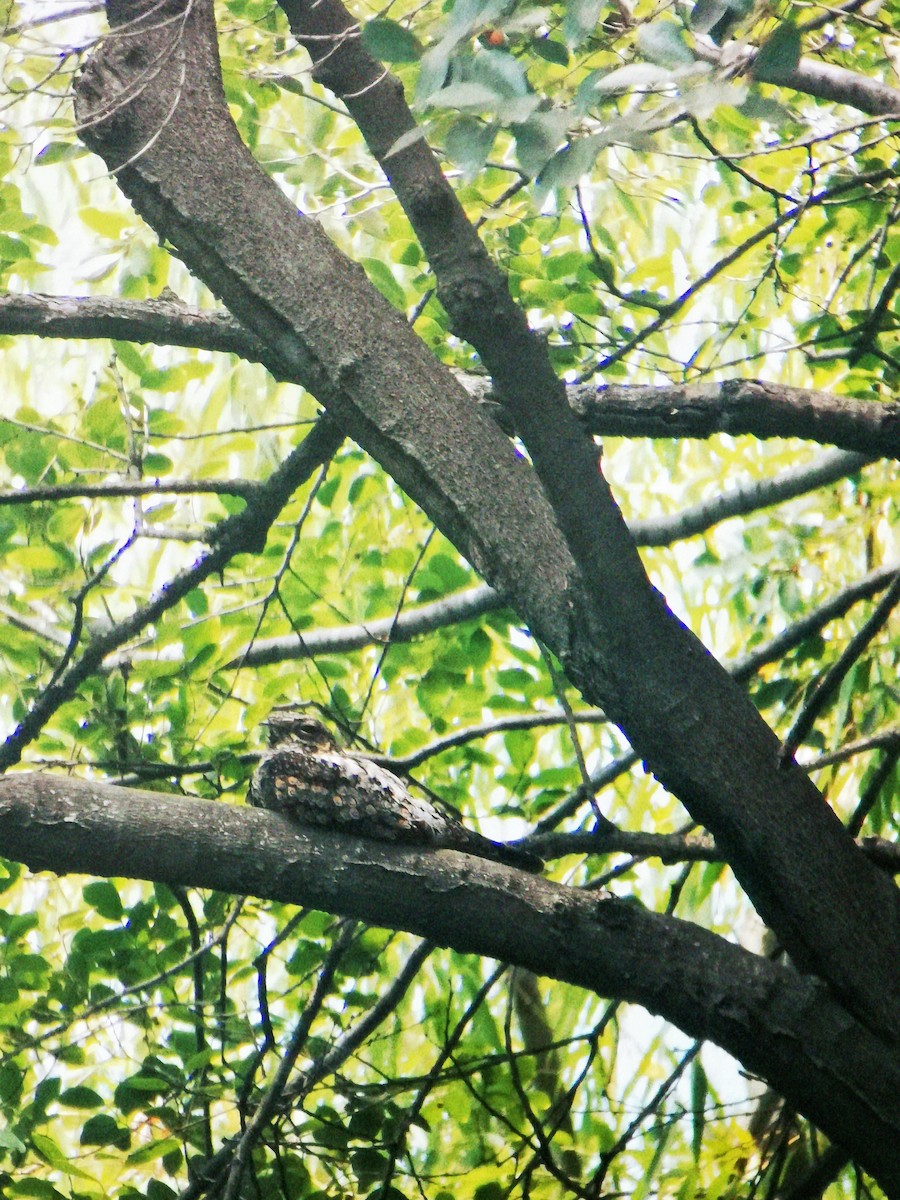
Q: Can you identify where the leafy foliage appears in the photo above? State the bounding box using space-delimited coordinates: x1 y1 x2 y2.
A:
0 0 897 1197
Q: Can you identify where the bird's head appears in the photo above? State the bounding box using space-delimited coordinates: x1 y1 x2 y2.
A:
263 712 338 750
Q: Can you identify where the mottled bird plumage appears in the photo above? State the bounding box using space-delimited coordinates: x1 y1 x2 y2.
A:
263 713 338 751
249 714 542 872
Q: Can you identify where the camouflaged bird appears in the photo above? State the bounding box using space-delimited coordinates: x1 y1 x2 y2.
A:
248 713 542 873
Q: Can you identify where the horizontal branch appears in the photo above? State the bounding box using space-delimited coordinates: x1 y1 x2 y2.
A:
531 826 900 872
0 478 257 506
0 291 277 367
808 725 900 771
378 709 607 772
570 379 900 460
630 447 872 546
2 294 894 456
754 54 900 117
0 771 897 1191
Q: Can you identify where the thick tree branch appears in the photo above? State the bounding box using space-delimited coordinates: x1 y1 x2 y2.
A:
570 379 900 459
0 772 898 1194
749 54 900 117
0 291 273 364
72 0 900 1042
76 0 575 659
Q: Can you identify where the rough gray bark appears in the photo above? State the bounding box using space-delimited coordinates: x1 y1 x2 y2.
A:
571 379 900 458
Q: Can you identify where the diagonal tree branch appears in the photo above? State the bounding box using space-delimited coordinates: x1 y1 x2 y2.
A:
780 573 900 762
279 0 653 613
629 447 872 546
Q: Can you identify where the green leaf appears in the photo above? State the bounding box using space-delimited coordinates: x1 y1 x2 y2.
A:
531 37 569 67
351 1147 389 1188
147 1181 178 1200
2 911 38 939
362 18 422 63
80 1113 131 1149
469 48 529 99
691 0 752 40
416 553 471 593
114 1071 172 1114
0 235 30 262
537 132 611 194
445 118 496 177
59 1087 104 1109
78 207 133 238
752 21 801 83
514 110 568 177
474 1184 505 1200
0 1126 26 1153
34 142 86 165
562 0 602 47
414 45 451 107
82 881 124 921
185 588 209 616
142 452 174 474
637 20 695 68
361 258 406 309
31 1133 94 1177
503 728 535 770
11 953 50 989
127 1136 182 1166
113 341 149 377
429 82 502 111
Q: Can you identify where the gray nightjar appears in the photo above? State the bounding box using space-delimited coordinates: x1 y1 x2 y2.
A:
248 713 542 873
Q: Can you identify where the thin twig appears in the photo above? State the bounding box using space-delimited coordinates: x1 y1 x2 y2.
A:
780 573 900 763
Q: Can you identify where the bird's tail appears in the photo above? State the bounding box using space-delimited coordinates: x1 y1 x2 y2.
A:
488 839 544 873
449 827 543 873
